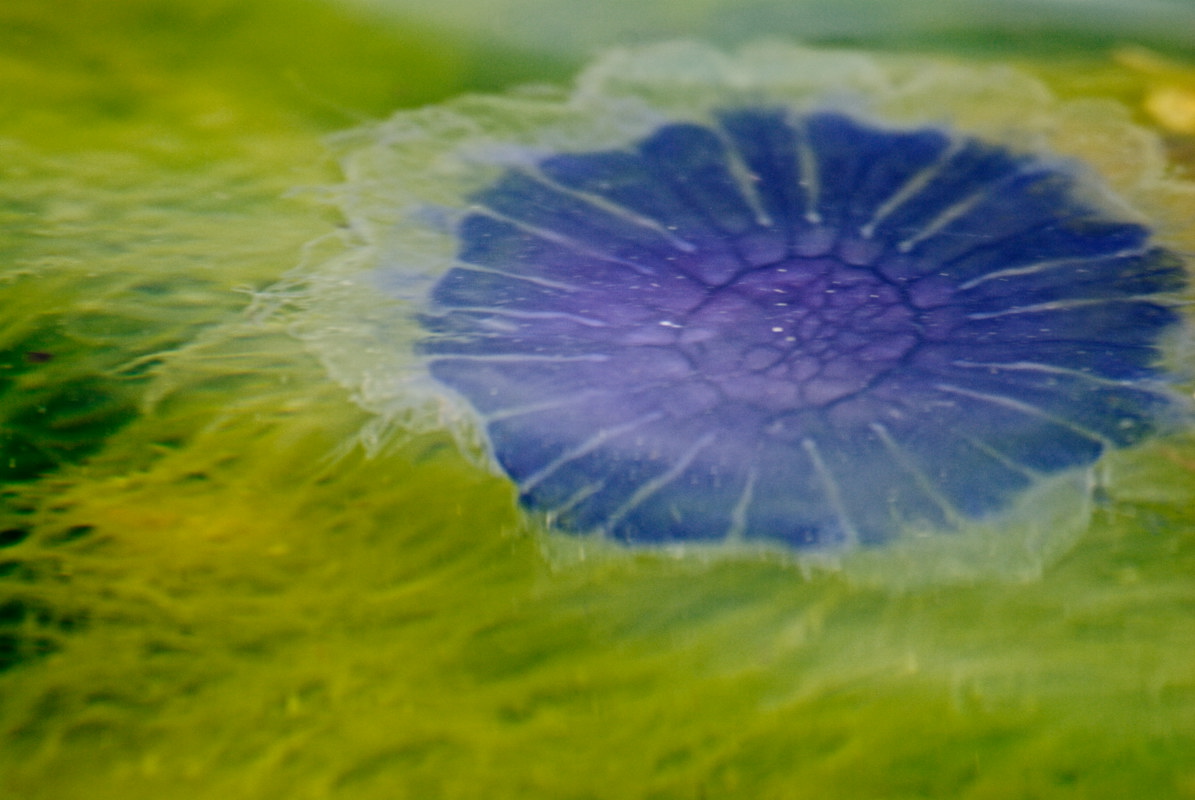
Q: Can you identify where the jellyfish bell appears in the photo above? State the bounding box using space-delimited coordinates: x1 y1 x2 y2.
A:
283 41 1194 584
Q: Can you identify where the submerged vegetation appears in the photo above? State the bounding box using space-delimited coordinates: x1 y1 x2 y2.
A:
0 2 1193 798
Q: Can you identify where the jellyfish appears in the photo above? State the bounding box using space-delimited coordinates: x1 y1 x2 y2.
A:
289 42 1193 567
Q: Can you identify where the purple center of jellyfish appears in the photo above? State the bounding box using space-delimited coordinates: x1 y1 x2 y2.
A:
417 109 1185 548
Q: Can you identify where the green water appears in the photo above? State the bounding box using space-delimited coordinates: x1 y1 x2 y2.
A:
1 1 1194 797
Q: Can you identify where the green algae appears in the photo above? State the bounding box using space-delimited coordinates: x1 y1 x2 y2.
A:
0 0 1194 798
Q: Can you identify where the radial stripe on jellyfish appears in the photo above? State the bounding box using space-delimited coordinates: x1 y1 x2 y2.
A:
416 104 1188 549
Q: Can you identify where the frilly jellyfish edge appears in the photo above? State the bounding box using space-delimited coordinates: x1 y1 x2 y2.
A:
285 43 1194 579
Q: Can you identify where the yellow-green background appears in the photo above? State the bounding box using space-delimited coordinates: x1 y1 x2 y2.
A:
2 1 1195 797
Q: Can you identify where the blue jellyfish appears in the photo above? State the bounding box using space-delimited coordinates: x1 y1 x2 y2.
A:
418 107 1187 549
300 43 1192 559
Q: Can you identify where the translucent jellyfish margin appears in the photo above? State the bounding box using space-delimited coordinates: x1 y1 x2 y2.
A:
270 41 1195 585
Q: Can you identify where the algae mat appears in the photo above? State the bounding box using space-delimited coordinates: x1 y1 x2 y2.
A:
1 1 1195 797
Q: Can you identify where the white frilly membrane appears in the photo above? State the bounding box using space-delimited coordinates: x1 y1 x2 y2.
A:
268 41 1195 587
